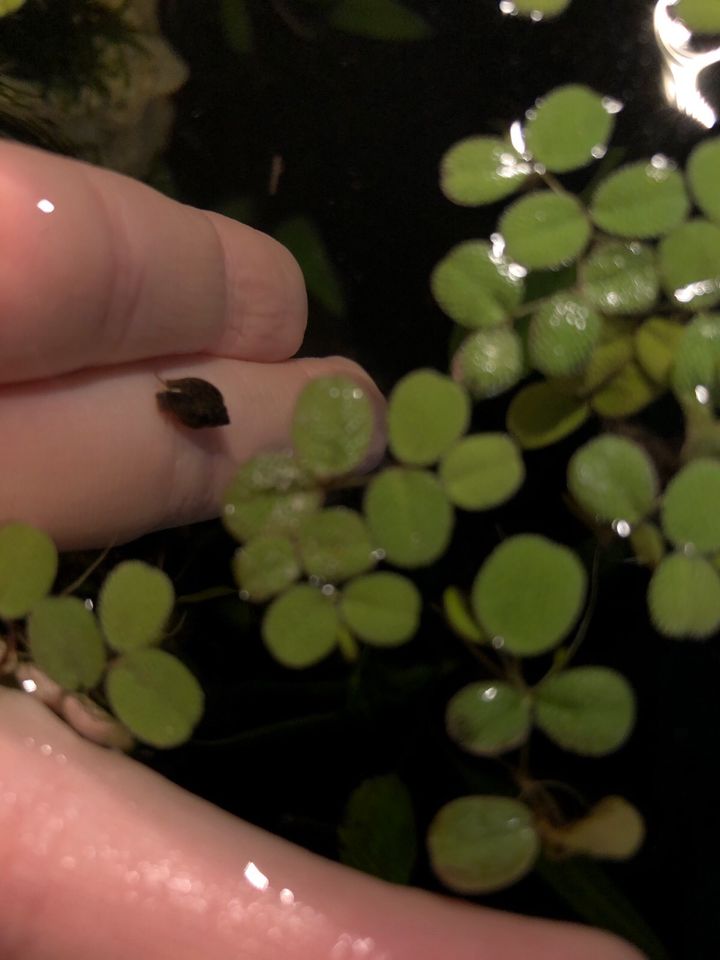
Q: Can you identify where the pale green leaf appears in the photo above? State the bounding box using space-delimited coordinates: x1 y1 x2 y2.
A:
661 458 720 552
567 435 658 525
506 381 590 450
98 561 175 652
388 370 470 466
440 137 530 206
231 536 300 602
580 241 658 316
674 0 720 32
28 596 106 691
659 219 720 310
431 240 525 329
542 796 645 860
298 507 375 582
439 433 525 510
525 85 616 174
590 159 689 238
500 191 591 269
687 137 720 222
427 796 539 894
529 294 602 377
648 551 720 638
452 327 524 399
634 317 685 386
0 522 57 620
446 681 531 756
340 572 421 646
262 584 339 668
535 666 636 756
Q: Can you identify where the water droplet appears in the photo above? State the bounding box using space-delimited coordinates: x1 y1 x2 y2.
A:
612 519 632 538
481 686 498 701
530 9 544 21
371 548 386 561
695 384 711 404
244 861 270 891
36 198 55 214
83 597 94 611
533 161 547 175
509 120 528 157
601 96 624 115
321 583 336 596
498 0 517 14
279 887 295 905
491 635 505 650
591 144 608 159
20 678 38 693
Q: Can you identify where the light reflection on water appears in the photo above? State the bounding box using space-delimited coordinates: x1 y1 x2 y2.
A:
654 0 720 129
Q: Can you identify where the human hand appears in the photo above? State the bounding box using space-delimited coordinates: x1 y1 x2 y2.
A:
0 141 644 960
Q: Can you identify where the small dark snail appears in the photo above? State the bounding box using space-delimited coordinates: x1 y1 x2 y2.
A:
156 377 230 429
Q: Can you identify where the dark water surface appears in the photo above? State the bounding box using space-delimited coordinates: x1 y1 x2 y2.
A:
145 3 720 958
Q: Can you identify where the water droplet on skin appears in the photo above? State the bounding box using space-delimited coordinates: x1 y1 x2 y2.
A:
243 860 270 891
279 888 295 906
20 677 38 693
36 198 55 213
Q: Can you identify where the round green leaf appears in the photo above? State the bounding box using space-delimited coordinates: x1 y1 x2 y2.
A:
388 370 471 466
223 452 323 542
535 666 636 756
500 191 591 269
446 681 531 756
510 0 571 16
662 458 720 552
439 433 525 510
590 159 689 238
674 0 720 32
648 551 720 638
590 360 661 418
98 561 175 652
687 138 720 223
292 376 375 479
506 381 590 449
105 648 204 748
634 317 685 386
671 312 720 404
452 327 524 399
340 572 421 646
580 322 635 393
472 534 587 656
630 522 666 568
431 240 525 329
543 796 645 860
364 467 454 568
27 596 106 691
427 796 539 894
443 586 486 644
580 241 659 316
298 507 375 582
529 294 602 377
440 137 531 206
328 0 431 39
262 584 339 668
659 219 720 310
0 522 58 620
231 536 300 602
525 85 616 174
567 435 658 525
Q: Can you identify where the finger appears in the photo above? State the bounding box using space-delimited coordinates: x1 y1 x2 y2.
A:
0 141 306 383
0 689 644 960
0 355 385 550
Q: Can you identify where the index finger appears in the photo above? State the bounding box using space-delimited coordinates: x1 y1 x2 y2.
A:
0 141 307 383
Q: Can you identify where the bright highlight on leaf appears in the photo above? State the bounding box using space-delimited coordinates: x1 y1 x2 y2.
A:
439 433 525 510
340 572 421 646
446 681 531 756
567 435 658 525
500 191 591 269
292 376 375 479
232 536 300 602
524 85 616 174
580 241 658 316
105 648 204 748
659 219 720 311
452 327 524 399
28 596 106 691
590 159 689 239
661 458 720 552
262 584 339 668
529 294 602 377
431 240 525 329
388 370 470 466
364 468 454 568
648 552 720 638
223 453 323 542
506 381 590 449
298 507 375 582
98 561 175 652
472 534 587 656
0 522 58 620
440 137 530 206
535 666 636 756
427 795 539 894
